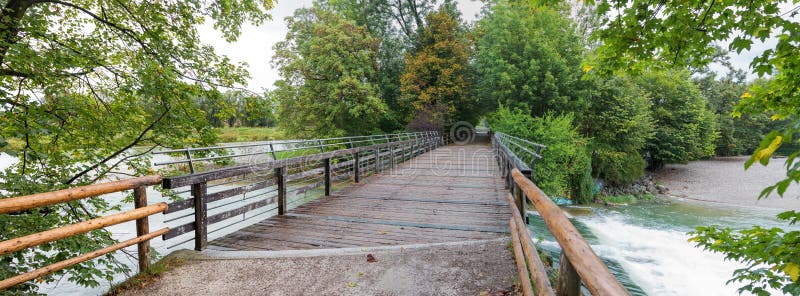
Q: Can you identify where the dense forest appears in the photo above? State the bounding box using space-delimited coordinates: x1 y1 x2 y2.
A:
1 0 799 294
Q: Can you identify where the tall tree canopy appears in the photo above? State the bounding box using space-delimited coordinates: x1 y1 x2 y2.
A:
635 70 717 169
474 1 588 118
400 4 474 130
273 5 385 138
0 0 273 292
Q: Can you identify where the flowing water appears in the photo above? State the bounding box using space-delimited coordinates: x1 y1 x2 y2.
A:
526 198 799 296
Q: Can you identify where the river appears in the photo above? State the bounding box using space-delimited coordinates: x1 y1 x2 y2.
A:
2 152 799 295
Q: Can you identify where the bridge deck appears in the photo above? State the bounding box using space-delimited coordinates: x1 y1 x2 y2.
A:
209 143 511 251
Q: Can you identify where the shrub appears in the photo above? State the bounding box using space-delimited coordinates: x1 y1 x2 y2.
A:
488 106 593 203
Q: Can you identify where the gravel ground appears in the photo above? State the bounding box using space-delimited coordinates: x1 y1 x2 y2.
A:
121 239 517 296
653 156 800 209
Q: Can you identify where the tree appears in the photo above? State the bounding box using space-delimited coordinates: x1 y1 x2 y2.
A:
634 70 717 170
0 0 273 293
272 6 386 138
399 5 474 130
579 0 800 292
585 76 654 185
696 71 771 156
473 1 589 118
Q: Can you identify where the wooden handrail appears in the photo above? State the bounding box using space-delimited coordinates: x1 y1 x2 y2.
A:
0 176 168 290
0 203 167 256
511 168 629 296
0 228 169 290
506 193 555 296
0 175 162 214
509 219 535 296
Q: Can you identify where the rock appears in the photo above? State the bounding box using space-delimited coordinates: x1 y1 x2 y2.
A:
655 184 668 194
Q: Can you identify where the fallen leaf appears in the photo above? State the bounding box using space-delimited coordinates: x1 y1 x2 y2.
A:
357 272 364 277
347 282 358 288
366 254 377 263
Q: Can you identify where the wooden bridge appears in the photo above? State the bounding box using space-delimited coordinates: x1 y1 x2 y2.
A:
210 144 509 251
0 131 630 295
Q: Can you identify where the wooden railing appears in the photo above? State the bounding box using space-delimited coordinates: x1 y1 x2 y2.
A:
0 176 168 290
160 132 442 250
494 133 629 296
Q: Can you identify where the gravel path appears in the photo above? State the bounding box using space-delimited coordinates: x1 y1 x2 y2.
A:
120 239 517 296
654 156 800 209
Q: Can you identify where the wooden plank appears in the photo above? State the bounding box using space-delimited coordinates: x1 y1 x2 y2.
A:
286 213 506 233
165 178 277 214
510 218 534 296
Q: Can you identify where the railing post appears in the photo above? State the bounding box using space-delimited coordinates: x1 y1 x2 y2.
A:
276 166 287 215
191 182 207 251
374 148 380 173
317 139 324 152
389 144 395 170
354 152 360 183
557 252 581 296
324 158 331 196
513 183 525 223
269 143 278 160
185 149 195 173
133 186 151 272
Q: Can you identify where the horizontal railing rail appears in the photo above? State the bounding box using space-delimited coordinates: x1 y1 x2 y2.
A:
0 176 168 290
152 131 436 174
159 131 442 251
493 132 629 296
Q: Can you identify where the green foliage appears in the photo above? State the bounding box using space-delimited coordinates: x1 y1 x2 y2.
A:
690 211 800 295
488 106 593 203
585 76 654 184
273 5 386 138
195 91 276 128
474 2 589 118
634 70 717 169
216 127 283 142
0 0 273 293
322 0 432 132
400 6 475 130
598 193 654 204
696 72 771 156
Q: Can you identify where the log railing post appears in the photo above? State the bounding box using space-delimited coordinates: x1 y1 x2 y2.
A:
133 186 151 272
513 183 525 223
191 182 207 251
276 166 287 215
354 152 360 183
557 252 581 296
323 158 331 196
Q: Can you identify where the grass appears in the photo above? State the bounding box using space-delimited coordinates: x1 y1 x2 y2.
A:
105 253 187 295
597 193 655 205
216 127 283 142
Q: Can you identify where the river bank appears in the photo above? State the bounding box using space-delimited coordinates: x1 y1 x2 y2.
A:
654 156 800 209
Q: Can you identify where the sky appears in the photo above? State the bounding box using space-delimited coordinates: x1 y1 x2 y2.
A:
196 0 772 93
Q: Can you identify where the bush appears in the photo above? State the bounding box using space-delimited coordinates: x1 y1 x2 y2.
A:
488 106 593 203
